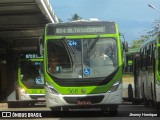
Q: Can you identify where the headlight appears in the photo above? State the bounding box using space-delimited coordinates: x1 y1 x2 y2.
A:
45 82 59 95
107 81 120 93
19 88 26 94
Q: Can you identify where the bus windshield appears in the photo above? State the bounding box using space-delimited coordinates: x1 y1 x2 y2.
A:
20 61 44 88
47 38 117 79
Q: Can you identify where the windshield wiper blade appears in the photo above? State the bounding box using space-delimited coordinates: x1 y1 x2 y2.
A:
89 35 100 53
62 37 74 54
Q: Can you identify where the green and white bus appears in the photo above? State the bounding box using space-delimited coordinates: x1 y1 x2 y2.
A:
42 21 126 112
16 53 45 104
134 34 160 109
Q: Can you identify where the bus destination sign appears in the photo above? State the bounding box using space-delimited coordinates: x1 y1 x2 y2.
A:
55 26 105 34
47 22 116 35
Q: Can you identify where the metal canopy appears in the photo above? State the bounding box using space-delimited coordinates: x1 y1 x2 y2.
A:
0 0 58 52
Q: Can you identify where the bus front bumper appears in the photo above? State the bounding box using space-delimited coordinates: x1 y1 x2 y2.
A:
45 84 122 110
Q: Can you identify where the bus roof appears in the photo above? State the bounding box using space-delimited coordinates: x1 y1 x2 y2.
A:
140 34 160 48
46 21 116 26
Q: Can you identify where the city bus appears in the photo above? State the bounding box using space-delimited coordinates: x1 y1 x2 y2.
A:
134 34 160 110
122 48 140 103
42 21 127 112
16 53 45 105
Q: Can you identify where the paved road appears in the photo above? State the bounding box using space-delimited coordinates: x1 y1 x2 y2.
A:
0 103 160 120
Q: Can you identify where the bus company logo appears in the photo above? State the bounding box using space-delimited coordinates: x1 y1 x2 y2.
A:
81 88 86 93
2 112 11 117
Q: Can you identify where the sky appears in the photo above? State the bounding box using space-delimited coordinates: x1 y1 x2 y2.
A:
50 0 160 43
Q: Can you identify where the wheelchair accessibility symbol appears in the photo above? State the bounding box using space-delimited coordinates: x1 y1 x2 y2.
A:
84 68 90 76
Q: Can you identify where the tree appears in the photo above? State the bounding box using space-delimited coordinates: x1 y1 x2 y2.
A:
152 18 160 35
141 18 160 40
130 19 160 48
68 13 82 21
58 18 63 23
130 39 144 49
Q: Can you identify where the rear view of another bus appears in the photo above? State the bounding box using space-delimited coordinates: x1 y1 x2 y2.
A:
16 53 45 105
122 48 140 103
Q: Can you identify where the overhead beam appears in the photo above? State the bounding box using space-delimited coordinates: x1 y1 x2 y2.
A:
0 2 36 6
0 29 44 39
0 14 46 25
0 25 45 31
0 5 40 15
0 0 58 52
0 0 35 4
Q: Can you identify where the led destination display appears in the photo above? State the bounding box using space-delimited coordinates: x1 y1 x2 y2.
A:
55 26 105 34
46 22 116 35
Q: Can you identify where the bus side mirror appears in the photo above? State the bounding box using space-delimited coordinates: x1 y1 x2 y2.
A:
123 41 128 52
122 49 127 68
120 33 128 52
37 36 43 57
37 44 43 57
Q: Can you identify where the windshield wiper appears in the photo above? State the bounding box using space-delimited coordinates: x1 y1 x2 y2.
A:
89 35 100 53
61 37 74 54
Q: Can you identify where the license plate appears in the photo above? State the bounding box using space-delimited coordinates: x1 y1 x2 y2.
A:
77 100 91 105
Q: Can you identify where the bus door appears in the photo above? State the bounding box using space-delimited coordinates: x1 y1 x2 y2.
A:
133 53 141 100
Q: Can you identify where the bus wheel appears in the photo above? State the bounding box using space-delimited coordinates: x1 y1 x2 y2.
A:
128 84 133 102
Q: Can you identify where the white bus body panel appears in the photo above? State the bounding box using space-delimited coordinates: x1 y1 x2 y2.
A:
45 84 122 108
